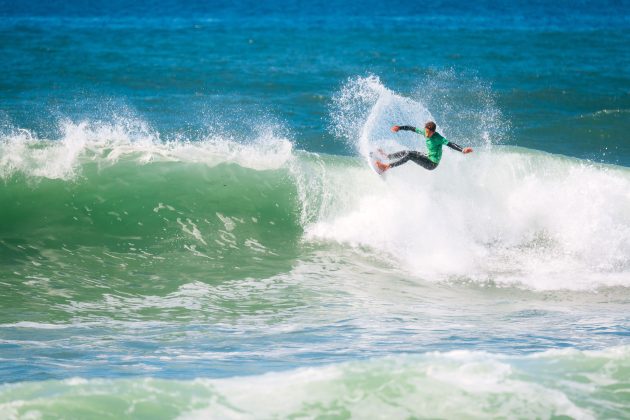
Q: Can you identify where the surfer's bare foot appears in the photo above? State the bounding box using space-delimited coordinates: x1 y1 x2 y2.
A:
375 161 389 173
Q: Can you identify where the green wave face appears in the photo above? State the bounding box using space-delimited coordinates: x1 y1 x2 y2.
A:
0 160 302 323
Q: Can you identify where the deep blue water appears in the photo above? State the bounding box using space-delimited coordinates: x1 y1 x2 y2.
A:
2 0 629 162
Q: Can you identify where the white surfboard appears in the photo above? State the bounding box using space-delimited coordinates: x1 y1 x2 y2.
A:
368 149 387 175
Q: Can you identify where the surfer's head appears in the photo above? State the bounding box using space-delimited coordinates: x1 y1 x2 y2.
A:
424 121 436 137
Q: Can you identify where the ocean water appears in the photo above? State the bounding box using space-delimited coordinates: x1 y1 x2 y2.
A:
1 1 629 418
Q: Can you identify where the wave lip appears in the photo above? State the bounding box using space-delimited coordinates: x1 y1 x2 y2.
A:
0 119 293 181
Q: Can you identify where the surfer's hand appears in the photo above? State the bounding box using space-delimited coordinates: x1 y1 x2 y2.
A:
391 125 400 132
463 147 473 154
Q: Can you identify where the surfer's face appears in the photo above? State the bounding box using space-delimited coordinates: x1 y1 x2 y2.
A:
425 128 435 137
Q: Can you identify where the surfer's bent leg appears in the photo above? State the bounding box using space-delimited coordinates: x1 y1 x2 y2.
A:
387 151 408 160
388 151 437 170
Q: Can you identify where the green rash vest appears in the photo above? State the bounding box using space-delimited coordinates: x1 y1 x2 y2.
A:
414 128 450 164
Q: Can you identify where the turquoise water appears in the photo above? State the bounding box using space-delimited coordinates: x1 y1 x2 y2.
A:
1 1 630 418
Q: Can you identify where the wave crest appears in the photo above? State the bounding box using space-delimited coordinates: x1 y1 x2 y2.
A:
0 118 293 180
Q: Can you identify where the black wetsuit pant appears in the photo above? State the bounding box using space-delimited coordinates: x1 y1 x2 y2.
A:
387 151 438 171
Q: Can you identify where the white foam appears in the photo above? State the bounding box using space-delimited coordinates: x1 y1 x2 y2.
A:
0 322 69 330
0 118 294 180
302 148 630 290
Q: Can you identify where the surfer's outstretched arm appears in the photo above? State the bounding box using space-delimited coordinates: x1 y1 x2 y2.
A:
391 125 421 134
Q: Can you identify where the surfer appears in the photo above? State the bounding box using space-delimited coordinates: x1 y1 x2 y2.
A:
375 121 473 173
